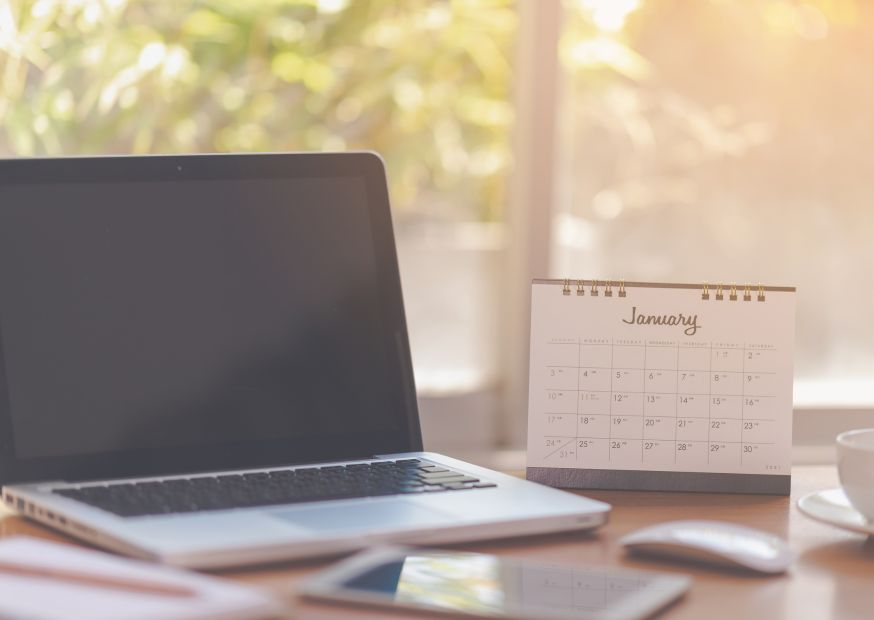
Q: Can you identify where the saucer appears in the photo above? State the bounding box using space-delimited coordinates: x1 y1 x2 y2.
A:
797 488 874 536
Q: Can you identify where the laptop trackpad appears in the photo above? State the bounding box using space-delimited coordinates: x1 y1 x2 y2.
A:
271 500 453 533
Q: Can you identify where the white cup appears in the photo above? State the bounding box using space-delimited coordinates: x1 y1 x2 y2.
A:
836 428 874 520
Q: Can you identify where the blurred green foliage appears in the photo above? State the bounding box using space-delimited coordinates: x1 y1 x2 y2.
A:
0 0 516 219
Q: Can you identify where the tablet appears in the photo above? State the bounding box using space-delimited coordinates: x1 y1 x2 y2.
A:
300 546 691 620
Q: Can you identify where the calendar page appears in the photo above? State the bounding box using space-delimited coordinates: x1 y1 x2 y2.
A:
526 280 796 494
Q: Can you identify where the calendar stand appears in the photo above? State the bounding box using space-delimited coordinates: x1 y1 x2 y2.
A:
527 467 789 494
526 280 795 496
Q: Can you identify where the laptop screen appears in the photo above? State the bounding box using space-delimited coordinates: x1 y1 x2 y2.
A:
0 154 420 482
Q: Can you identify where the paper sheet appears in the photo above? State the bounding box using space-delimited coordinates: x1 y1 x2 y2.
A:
0 537 282 620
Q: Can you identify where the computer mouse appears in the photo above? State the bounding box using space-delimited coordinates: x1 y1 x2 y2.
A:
619 520 796 574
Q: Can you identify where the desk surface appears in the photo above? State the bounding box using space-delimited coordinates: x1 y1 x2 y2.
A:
1 465 871 619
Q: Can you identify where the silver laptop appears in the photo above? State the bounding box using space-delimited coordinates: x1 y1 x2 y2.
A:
0 152 609 569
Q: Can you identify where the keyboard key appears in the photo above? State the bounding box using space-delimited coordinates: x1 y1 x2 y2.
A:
419 474 476 484
243 472 269 480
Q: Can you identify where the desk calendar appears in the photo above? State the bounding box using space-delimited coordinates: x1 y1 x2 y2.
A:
526 280 796 494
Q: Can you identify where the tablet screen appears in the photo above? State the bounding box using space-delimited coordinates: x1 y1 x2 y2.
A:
330 550 690 620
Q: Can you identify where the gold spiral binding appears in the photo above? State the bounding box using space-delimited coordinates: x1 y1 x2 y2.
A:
558 279 768 301
703 282 768 301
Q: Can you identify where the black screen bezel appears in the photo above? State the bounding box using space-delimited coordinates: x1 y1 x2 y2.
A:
0 152 422 485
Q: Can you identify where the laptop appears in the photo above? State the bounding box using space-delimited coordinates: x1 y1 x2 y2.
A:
0 152 609 569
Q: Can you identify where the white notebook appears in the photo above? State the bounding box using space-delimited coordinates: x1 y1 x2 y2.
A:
526 280 796 494
0 537 283 620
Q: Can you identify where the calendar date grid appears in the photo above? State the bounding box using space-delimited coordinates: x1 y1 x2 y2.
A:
540 338 779 468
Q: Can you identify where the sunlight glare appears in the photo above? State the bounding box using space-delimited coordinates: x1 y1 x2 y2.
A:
578 0 642 32
138 41 166 71
316 0 349 15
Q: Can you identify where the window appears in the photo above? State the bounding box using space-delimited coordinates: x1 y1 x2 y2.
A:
554 0 874 408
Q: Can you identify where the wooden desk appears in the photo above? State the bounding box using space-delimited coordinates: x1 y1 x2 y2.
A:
2 466 871 619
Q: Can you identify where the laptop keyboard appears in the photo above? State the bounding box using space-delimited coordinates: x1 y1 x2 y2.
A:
52 459 496 518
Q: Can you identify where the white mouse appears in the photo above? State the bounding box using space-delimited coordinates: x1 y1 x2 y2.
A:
619 520 796 574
